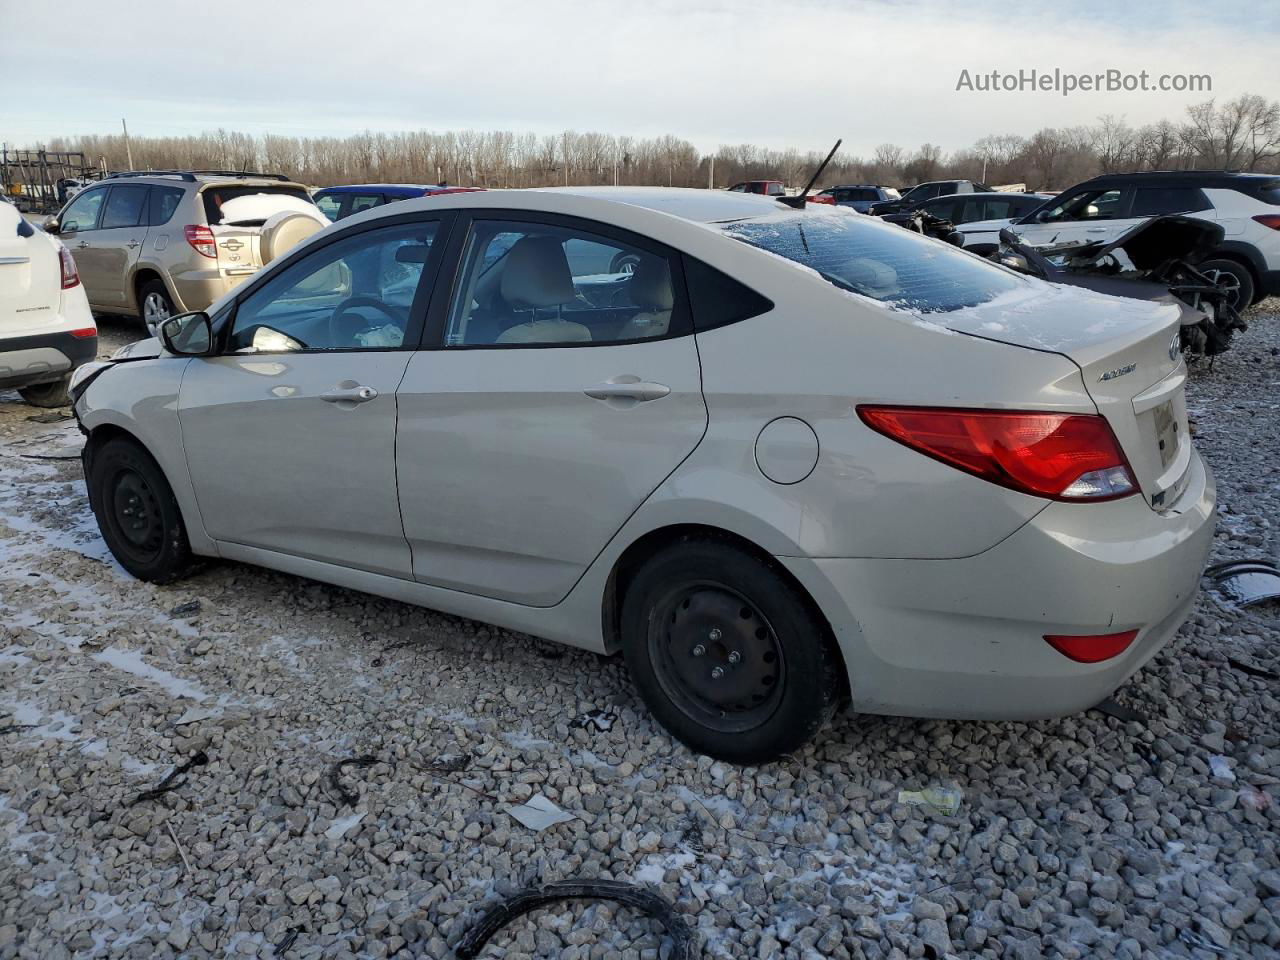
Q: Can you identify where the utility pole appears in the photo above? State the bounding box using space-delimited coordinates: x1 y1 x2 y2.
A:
562 132 570 186
708 156 715 189
122 118 134 170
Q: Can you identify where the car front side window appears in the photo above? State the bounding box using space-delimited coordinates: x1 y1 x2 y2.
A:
60 188 107 233
443 219 683 347
228 221 439 353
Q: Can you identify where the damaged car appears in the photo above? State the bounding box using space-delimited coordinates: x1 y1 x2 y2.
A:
72 191 1214 764
993 214 1247 356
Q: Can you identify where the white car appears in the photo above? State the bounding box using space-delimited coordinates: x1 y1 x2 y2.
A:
1 201 97 406
1009 172 1280 309
71 188 1215 763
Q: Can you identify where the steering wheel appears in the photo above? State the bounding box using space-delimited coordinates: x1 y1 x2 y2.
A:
328 296 407 347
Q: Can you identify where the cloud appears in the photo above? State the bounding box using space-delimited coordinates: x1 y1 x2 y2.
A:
5 0 1275 157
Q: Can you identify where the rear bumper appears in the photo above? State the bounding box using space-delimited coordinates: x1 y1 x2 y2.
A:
782 449 1216 721
169 267 256 313
0 328 97 389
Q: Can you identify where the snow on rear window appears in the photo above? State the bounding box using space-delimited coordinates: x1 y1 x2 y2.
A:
721 210 1022 313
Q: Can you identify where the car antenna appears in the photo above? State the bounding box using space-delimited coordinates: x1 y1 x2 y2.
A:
777 138 842 209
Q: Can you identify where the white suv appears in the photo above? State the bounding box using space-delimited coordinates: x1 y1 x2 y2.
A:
1010 171 1280 309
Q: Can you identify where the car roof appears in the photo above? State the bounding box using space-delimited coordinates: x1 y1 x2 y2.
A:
928 192 1044 201
1078 170 1280 189
524 186 786 223
314 183 437 195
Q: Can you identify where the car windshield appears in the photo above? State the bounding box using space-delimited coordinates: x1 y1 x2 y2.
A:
720 209 1023 313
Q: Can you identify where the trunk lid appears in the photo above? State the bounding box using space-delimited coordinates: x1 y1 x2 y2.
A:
940 280 1190 510
0 206 61 334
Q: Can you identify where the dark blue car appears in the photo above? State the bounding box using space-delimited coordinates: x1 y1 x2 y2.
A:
311 183 483 221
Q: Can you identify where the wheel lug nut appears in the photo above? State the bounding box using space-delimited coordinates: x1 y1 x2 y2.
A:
709 628 722 641
711 666 725 679
691 644 705 657
728 651 741 664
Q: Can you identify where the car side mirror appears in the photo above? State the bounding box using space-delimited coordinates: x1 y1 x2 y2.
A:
1033 210 1050 223
158 312 214 356
43 218 60 234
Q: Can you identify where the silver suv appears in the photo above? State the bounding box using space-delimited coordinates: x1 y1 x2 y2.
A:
45 171 322 331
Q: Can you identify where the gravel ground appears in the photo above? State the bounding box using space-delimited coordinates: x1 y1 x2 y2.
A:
1 308 1279 960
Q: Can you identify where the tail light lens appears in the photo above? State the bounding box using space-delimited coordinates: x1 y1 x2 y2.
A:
857 406 1138 501
807 194 836 205
69 326 97 338
1044 629 1138 663
1252 214 1280 231
58 245 80 289
184 224 217 258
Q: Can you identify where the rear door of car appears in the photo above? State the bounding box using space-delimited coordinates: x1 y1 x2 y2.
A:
394 211 707 606
178 212 453 578
90 184 151 308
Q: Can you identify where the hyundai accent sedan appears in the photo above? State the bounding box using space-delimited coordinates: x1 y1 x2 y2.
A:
70 188 1215 763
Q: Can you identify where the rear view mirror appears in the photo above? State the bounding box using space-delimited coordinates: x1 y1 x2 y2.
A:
43 219 60 234
159 312 214 356
394 245 431 264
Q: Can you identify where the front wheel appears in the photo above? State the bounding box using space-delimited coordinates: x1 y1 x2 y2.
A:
88 436 199 583
18 376 71 408
621 539 843 764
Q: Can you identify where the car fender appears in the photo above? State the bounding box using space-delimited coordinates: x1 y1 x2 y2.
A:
77 357 216 556
125 259 185 314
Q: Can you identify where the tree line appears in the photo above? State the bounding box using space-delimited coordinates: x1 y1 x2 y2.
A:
31 92 1280 192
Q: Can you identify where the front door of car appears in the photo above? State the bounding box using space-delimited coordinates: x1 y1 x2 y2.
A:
54 186 109 305
178 215 450 578
395 214 708 606
1010 187 1132 250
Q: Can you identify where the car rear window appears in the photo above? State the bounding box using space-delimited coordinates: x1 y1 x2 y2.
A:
721 210 1022 313
1252 181 1280 206
202 186 313 224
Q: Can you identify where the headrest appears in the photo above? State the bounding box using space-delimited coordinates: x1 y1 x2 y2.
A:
500 236 575 309
628 257 674 311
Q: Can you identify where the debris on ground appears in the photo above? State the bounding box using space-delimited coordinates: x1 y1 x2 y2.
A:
130 751 209 806
452 879 696 960
1209 557 1280 607
1209 755 1237 782
506 793 577 831
24 411 72 424
1092 695 1148 724
168 599 202 617
326 754 379 807
897 785 962 817
570 707 619 732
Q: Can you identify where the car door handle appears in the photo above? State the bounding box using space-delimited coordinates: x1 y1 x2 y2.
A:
1086 227 1108 233
321 384 378 404
584 379 670 402
76 241 89 249
126 240 140 249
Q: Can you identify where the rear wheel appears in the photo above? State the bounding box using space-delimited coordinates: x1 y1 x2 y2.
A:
1200 259 1254 314
18 377 71 408
621 539 842 764
89 436 199 583
139 279 175 337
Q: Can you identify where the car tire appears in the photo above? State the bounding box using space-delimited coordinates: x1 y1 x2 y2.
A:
89 436 199 584
1200 259 1255 314
18 376 71 408
609 251 642 275
138 279 175 337
620 538 843 764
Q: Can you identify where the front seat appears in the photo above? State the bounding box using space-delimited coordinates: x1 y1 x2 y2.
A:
496 237 591 344
617 257 674 340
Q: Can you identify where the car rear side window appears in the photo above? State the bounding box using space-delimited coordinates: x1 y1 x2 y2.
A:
1131 187 1211 217
148 186 185 226
100 185 150 229
683 256 773 331
722 210 1022 313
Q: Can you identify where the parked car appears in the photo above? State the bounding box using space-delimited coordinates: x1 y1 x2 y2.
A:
880 192 1052 253
727 180 786 196
869 179 993 216
1 202 96 406
45 171 327 334
807 184 900 213
313 183 485 222
72 189 1214 763
1008 171 1280 310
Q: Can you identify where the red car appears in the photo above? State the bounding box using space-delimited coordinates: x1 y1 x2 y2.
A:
727 180 786 197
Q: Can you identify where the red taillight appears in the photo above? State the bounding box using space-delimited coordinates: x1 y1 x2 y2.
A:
857 406 1138 501
69 326 97 338
807 194 836 205
1044 629 1138 663
58 245 80 289
1252 214 1280 231
184 224 217 258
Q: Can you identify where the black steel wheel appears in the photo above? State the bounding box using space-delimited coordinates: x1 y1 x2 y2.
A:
88 436 200 583
621 538 843 763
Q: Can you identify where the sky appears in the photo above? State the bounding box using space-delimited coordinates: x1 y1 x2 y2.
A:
5 0 1277 158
